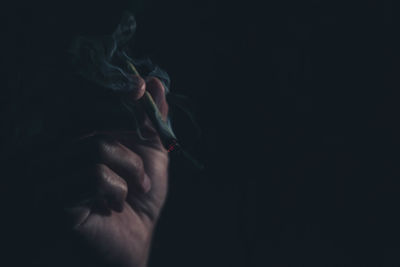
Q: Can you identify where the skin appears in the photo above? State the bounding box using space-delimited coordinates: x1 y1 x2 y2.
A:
35 76 170 267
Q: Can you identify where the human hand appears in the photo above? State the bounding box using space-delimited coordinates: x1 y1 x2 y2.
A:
35 76 169 267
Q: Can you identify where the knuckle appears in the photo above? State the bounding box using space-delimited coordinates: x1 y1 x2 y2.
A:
116 179 129 198
93 138 116 160
131 154 145 173
92 164 110 183
91 164 117 194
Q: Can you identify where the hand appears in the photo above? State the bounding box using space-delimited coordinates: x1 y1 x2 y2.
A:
35 77 170 267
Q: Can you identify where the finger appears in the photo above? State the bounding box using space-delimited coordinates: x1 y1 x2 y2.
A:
63 136 151 194
92 164 128 212
95 138 152 194
61 164 128 213
128 75 146 101
126 76 170 150
145 76 169 121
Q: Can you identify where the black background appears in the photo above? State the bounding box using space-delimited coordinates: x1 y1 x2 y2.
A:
4 0 400 266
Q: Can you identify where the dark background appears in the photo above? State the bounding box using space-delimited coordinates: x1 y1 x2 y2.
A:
4 0 400 266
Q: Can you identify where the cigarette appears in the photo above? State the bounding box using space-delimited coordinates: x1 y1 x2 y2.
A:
127 61 178 150
127 61 204 170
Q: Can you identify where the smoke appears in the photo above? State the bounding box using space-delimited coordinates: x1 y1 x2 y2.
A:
69 12 170 93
